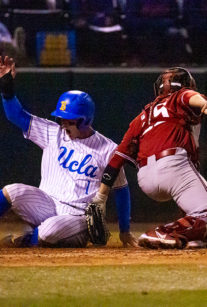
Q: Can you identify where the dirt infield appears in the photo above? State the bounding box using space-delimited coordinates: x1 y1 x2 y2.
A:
1 221 207 267
1 247 207 267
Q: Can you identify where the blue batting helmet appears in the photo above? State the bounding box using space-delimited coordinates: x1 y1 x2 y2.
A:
51 90 95 127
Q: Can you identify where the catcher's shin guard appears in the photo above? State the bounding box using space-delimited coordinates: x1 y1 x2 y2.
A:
138 216 207 249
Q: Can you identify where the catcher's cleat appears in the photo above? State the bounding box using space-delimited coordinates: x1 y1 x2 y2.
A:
139 216 207 249
186 240 207 249
138 228 184 249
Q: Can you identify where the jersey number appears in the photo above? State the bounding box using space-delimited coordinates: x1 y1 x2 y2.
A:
153 101 169 118
85 180 91 194
142 101 169 136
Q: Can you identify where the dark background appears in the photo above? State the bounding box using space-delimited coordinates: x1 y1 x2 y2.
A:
1 68 207 223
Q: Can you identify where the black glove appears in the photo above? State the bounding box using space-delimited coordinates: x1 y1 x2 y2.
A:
0 71 15 98
85 203 110 246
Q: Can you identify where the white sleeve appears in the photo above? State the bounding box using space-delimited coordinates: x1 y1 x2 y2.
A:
23 115 59 149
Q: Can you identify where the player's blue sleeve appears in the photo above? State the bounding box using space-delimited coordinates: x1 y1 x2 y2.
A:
2 95 31 132
114 185 131 232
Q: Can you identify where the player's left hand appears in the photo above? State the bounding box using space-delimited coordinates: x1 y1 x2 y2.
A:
119 231 138 248
85 202 110 246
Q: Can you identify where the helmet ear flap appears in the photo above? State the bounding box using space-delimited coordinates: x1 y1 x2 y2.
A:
76 118 84 129
77 118 92 129
84 118 92 126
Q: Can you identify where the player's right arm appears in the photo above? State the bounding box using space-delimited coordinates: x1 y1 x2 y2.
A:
101 115 143 188
0 56 31 132
188 93 207 114
0 56 57 149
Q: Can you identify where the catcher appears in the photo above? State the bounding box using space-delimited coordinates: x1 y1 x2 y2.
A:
0 56 137 248
97 67 207 249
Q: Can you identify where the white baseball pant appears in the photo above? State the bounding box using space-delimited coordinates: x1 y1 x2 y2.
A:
138 148 207 221
4 183 89 247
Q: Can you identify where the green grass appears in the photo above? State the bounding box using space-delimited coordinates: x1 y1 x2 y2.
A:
0 265 207 306
1 291 207 307
0 223 207 306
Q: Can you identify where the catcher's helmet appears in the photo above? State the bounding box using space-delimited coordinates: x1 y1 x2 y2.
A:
154 67 196 97
51 90 95 128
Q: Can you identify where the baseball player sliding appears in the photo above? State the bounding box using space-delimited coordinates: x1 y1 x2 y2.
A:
0 56 137 248
98 67 207 249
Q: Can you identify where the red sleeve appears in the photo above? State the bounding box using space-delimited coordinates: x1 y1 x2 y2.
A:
109 114 143 169
179 89 206 116
180 89 199 105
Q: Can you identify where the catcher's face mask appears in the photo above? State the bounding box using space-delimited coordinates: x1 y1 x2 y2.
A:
154 67 196 97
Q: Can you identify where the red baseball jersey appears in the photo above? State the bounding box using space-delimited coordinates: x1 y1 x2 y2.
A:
111 88 202 168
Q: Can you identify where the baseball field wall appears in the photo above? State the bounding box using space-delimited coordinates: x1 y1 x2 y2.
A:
1 67 207 222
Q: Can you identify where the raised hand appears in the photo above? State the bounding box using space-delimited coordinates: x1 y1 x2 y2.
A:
0 56 16 79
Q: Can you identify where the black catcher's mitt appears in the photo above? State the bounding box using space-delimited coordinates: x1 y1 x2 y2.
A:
85 203 110 245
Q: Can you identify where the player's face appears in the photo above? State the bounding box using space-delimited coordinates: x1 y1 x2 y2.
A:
60 119 81 139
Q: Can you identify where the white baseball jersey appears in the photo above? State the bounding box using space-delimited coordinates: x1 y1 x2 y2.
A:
24 115 127 210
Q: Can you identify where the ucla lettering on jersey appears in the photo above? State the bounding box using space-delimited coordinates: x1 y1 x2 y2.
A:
25 116 127 205
58 146 98 178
